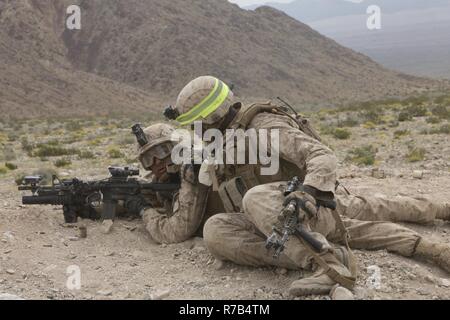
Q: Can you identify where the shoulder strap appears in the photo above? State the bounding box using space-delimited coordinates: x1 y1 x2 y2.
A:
231 100 322 142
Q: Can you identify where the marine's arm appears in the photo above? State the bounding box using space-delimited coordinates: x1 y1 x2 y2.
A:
142 166 209 244
252 113 338 194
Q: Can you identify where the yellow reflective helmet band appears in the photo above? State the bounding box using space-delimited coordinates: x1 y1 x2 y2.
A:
176 78 230 126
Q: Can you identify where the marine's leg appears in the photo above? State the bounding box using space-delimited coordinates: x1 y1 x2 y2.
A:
242 182 355 296
203 213 298 269
336 185 450 224
328 218 450 273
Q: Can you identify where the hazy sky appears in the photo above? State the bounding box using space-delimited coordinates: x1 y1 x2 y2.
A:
229 0 291 6
229 0 362 6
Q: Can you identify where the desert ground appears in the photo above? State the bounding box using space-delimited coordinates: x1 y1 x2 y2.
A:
1 95 450 300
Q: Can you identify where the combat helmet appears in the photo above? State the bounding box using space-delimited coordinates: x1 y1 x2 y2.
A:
138 123 176 170
175 76 234 126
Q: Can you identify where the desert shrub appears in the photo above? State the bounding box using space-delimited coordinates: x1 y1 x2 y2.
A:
405 105 428 117
394 130 410 139
5 162 17 170
346 146 377 166
437 123 450 134
426 116 441 124
31 168 58 184
431 105 450 119
21 137 34 155
15 174 26 185
0 146 16 161
404 95 429 107
398 111 412 122
332 128 351 140
118 136 136 146
33 143 79 157
78 150 95 159
434 95 446 105
423 124 450 135
65 121 82 132
406 147 426 162
320 125 335 136
0 166 7 175
360 109 384 124
54 158 72 168
388 121 400 128
362 121 377 129
88 138 103 146
337 115 359 128
107 147 125 159
7 133 18 142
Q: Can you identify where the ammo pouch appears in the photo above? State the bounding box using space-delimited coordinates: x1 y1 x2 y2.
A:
218 177 249 213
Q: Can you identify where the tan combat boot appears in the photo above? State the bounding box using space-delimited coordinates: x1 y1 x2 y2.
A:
289 248 354 297
414 238 450 273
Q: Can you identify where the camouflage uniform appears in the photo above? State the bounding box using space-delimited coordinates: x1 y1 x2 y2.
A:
141 166 224 244
131 123 225 245
174 76 450 294
204 109 450 267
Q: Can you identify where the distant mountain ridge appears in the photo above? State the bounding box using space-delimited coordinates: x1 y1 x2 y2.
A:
0 0 444 119
245 0 450 79
245 0 450 22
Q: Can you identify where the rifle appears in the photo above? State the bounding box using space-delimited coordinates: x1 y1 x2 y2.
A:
19 166 180 223
265 177 336 259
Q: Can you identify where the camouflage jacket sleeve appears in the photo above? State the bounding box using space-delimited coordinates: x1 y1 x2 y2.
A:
250 112 338 194
141 166 209 244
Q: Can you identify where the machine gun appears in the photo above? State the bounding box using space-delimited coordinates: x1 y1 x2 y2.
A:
265 177 335 259
19 166 180 223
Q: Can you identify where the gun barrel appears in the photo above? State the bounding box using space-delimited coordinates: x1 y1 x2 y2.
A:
22 195 70 206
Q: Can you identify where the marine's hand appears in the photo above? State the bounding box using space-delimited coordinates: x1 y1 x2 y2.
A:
283 190 318 219
124 195 151 216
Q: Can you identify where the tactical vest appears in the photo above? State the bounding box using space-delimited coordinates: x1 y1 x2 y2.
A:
218 100 321 213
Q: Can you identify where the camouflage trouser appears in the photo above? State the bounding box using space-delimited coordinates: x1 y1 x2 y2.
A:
203 182 443 269
335 184 448 224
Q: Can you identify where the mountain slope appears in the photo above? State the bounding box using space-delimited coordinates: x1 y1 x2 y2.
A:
0 0 444 119
0 0 158 119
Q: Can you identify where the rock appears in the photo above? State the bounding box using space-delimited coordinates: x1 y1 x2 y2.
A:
0 293 25 300
212 259 226 270
413 170 424 179
97 289 113 296
439 278 450 288
424 275 436 284
6 269 15 275
68 237 79 241
183 237 205 249
330 286 355 300
371 168 386 179
101 220 114 234
3 249 12 254
2 231 14 242
150 289 171 300
192 246 207 254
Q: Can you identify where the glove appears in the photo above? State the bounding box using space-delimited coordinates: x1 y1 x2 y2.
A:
124 196 151 217
283 190 319 219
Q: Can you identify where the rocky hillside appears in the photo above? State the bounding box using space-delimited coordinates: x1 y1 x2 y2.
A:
0 0 444 119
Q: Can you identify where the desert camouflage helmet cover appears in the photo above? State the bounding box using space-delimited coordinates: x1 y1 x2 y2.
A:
138 123 176 156
175 76 234 126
